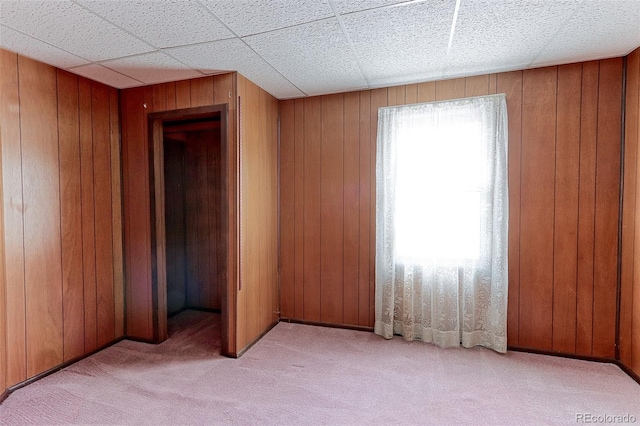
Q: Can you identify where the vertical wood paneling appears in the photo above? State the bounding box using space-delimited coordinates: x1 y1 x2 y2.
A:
0 139 4 390
207 131 220 309
417 81 436 103
19 56 64 377
358 91 371 326
1 49 26 386
213 73 233 315
0 92 4 390
93 84 115 348
343 92 360 325
121 72 240 351
465 75 490 97
80 78 97 351
111 88 125 339
279 100 295 317
164 139 187 315
435 78 465 100
387 85 405 106
294 99 305 320
121 87 152 339
320 94 344 324
0 50 125 391
191 77 214 107
57 70 85 361
592 58 622 358
259 89 269 330
552 63 582 353
233 75 278 352
245 81 260 340
622 47 640 375
235 75 247 350
175 80 191 109
303 96 322 322
153 84 167 112
195 134 211 307
576 61 599 355
621 48 639 370
179 129 223 311
519 67 557 350
497 71 523 346
185 141 200 307
165 82 177 111
278 65 623 358
405 84 417 105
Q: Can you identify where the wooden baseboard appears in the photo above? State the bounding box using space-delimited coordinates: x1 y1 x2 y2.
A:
229 319 280 359
0 336 125 405
508 345 640 386
507 345 618 364
0 389 9 404
615 360 640 386
280 317 374 333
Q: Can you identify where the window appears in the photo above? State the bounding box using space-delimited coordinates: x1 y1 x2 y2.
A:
374 94 509 353
394 117 483 263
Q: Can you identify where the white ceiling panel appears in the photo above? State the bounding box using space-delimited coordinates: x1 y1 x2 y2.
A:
342 1 456 88
0 0 639 97
332 0 412 15
101 51 203 85
77 0 234 49
531 0 640 68
446 0 581 76
68 63 142 88
0 1 154 62
166 38 305 99
244 18 368 96
200 0 333 37
0 24 89 69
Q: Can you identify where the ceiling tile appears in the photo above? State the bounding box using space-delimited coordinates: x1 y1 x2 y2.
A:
446 0 581 77
332 0 411 14
0 0 153 61
100 51 203 85
200 0 333 37
342 1 456 88
0 24 90 69
244 18 368 96
77 0 234 48
531 0 640 68
68 63 142 88
166 38 305 99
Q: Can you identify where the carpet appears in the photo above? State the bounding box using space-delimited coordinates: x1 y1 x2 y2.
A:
1 310 638 425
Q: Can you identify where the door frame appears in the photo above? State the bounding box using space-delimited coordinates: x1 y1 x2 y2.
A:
147 104 233 355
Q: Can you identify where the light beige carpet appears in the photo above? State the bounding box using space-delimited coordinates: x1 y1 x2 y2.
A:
1 310 639 425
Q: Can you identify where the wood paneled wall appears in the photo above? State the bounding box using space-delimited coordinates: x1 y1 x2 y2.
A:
621 47 640 377
164 139 188 315
236 75 279 351
0 49 124 389
185 130 224 311
121 73 278 355
165 131 223 316
121 75 236 342
280 59 624 357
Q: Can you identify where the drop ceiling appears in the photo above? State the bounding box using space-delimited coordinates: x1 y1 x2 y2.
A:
1 0 639 99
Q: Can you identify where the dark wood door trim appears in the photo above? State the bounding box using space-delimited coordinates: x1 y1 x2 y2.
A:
147 104 233 356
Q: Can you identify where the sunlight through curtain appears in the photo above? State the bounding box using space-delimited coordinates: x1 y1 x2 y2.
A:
375 94 508 353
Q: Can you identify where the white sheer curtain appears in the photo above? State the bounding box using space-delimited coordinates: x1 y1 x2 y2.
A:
374 94 508 353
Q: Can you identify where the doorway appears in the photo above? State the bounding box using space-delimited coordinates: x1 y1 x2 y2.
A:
147 105 230 355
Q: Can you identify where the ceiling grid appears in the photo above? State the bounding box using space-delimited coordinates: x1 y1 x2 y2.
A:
0 0 637 99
